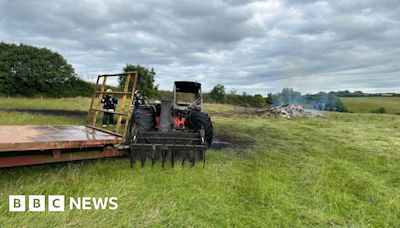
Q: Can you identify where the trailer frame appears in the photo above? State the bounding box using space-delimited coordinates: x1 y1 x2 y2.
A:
0 72 137 168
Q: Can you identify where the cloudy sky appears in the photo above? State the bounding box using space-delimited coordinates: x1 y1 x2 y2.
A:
0 0 399 94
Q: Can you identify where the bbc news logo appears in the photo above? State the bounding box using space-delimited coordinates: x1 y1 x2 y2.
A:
9 195 118 212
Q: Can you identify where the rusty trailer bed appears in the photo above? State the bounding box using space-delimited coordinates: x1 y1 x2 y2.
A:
0 126 125 168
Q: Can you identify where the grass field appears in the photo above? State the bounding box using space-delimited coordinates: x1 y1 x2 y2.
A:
342 97 400 115
0 97 245 114
1 98 400 226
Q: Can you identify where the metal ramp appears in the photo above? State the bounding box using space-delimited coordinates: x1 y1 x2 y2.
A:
86 72 138 139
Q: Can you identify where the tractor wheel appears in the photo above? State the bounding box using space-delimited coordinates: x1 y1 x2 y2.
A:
134 106 154 132
191 110 213 146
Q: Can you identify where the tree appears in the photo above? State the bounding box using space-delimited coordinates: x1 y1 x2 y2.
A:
265 92 273 105
0 42 91 97
210 84 226 103
119 64 157 97
304 92 347 112
252 94 266 107
272 88 304 105
229 88 237 95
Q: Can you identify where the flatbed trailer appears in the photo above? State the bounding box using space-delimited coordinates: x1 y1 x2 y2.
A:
0 72 137 168
0 126 125 168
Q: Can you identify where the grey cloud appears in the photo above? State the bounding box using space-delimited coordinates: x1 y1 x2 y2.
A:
0 0 399 94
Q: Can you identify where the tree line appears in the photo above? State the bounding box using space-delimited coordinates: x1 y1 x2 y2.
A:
0 42 346 112
329 90 400 97
204 84 267 108
0 42 93 97
206 85 346 112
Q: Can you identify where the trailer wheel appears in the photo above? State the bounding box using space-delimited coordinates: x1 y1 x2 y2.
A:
134 106 155 132
191 110 213 146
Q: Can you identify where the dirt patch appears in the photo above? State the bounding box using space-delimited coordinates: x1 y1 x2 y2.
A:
1 108 87 117
211 133 255 152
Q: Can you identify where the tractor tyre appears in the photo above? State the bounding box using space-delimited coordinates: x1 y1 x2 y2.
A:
191 110 213 146
134 106 154 132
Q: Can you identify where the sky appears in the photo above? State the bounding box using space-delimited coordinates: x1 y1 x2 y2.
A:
0 0 399 94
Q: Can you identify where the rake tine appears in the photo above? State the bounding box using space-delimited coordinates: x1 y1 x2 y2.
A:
176 149 182 162
130 148 134 168
181 155 185 167
191 150 195 167
130 154 133 168
171 150 175 168
162 150 166 168
151 145 157 167
202 149 206 168
140 149 146 168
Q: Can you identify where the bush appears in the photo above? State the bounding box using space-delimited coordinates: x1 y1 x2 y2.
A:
209 84 226 103
271 88 304 105
305 92 347 112
224 93 266 108
372 107 386 114
0 42 93 97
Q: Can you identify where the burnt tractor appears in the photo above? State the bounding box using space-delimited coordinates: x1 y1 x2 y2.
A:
129 81 213 167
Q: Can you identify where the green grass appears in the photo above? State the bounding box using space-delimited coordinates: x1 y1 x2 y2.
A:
0 111 84 125
0 97 92 111
1 100 400 226
203 103 247 113
342 97 400 114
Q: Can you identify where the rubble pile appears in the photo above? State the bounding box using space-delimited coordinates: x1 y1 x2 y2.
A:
256 104 305 119
212 104 327 119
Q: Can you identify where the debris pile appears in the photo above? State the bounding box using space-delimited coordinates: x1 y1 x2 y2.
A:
256 104 305 119
212 104 327 119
